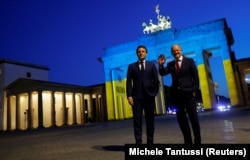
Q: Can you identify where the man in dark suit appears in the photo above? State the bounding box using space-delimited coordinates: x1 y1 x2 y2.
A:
126 45 160 144
158 44 201 144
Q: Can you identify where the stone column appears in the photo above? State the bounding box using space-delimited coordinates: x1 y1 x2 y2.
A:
88 94 93 122
15 95 20 130
63 92 67 125
72 92 76 124
28 92 33 129
96 94 100 122
51 91 56 127
6 96 11 131
38 90 43 128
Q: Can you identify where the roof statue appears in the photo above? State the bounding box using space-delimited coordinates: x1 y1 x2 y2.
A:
142 4 172 34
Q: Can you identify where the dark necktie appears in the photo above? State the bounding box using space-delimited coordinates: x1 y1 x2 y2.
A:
140 61 144 71
176 60 180 73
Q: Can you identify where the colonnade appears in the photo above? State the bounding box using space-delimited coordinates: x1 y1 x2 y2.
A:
6 90 103 130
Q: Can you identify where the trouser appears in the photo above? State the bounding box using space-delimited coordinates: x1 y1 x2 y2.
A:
172 89 201 144
132 96 155 144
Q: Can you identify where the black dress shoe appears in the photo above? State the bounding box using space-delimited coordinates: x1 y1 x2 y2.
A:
184 141 193 144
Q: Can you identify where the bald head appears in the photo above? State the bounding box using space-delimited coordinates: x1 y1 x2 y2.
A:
171 44 182 60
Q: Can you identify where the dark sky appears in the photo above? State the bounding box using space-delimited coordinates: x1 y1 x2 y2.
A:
1 0 249 97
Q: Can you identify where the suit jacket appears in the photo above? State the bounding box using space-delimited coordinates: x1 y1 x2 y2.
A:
126 61 160 99
159 57 199 93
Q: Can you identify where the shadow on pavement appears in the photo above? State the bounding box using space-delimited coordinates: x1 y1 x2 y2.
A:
92 145 125 152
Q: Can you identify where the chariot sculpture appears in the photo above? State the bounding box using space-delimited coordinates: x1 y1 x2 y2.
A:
142 4 172 34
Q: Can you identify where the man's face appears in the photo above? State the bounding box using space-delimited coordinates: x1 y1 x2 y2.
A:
171 45 182 60
137 47 147 61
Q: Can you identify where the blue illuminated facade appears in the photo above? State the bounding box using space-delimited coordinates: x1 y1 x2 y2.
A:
101 18 241 120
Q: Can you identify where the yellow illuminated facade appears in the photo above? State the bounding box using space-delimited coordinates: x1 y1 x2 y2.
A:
101 18 245 117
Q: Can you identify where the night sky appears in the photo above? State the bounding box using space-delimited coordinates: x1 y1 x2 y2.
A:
1 0 249 97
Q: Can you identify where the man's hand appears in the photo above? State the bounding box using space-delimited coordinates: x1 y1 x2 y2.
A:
158 54 166 67
128 97 134 106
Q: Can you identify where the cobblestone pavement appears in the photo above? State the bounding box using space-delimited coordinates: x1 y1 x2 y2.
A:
0 107 250 160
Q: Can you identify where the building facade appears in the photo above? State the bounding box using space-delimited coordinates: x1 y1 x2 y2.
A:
234 58 250 106
4 79 106 131
0 59 49 130
1 59 106 131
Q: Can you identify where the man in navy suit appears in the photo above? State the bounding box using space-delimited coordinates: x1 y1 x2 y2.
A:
158 44 201 144
126 45 160 144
